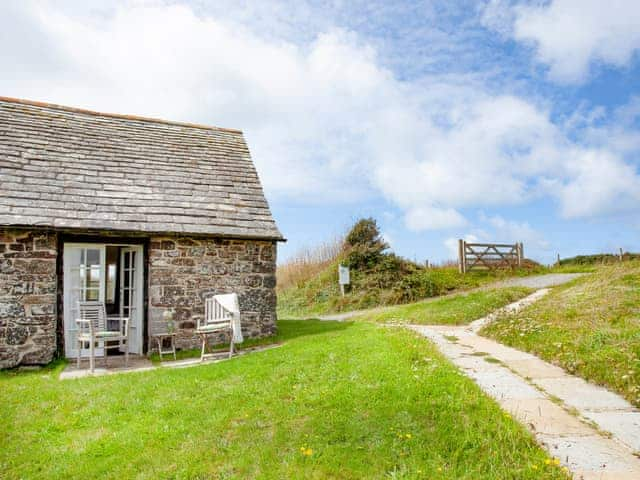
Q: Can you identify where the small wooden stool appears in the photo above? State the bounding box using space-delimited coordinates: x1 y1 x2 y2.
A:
151 333 177 361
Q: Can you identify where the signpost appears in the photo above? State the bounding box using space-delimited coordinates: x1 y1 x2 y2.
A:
338 264 350 296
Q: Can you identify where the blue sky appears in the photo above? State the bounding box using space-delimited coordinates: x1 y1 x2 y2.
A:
2 0 639 264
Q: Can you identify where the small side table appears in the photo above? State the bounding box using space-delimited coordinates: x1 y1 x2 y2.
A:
151 333 177 361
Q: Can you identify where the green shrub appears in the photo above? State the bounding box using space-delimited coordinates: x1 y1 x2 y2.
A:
392 269 462 303
345 217 389 269
560 253 640 265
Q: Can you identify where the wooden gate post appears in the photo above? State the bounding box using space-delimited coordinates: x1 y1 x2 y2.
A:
517 242 524 267
458 239 466 274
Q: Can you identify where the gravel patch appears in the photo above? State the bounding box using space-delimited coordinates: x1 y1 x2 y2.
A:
492 273 585 289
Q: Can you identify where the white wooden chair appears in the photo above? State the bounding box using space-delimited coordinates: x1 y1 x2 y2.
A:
196 293 243 361
76 301 129 373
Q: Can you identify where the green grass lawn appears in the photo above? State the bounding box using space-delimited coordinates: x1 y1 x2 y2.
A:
148 334 283 364
350 287 532 325
0 320 566 479
481 262 640 407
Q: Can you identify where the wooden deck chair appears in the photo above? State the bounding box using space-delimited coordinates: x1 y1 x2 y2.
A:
197 293 243 361
76 301 129 373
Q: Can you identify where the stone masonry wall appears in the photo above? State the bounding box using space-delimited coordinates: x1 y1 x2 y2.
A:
0 229 58 368
148 236 277 350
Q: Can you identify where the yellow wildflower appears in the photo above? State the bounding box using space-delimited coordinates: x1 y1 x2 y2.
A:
544 459 551 465
405 433 412 439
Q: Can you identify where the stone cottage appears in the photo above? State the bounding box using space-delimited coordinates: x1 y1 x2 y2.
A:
0 97 283 369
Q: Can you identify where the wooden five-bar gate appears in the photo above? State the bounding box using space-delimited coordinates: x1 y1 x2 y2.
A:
458 239 523 273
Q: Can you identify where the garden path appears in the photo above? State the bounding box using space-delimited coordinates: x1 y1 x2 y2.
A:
411 290 640 479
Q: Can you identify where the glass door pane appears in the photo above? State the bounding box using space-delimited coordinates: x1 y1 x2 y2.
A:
63 245 105 358
120 248 141 354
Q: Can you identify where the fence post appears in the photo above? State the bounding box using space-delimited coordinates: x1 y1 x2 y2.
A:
619 247 623 262
518 242 524 267
463 240 467 273
458 239 466 274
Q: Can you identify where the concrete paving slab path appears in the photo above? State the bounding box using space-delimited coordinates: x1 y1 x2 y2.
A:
409 291 640 480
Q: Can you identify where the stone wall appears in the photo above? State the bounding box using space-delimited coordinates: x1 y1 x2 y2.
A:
0 229 58 368
0 229 279 367
148 236 277 349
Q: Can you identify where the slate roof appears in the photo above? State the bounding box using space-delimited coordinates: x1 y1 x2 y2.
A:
0 97 283 240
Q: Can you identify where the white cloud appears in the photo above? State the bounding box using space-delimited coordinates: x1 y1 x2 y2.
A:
380 231 395 249
480 0 517 36
479 213 550 250
1 1 639 232
445 214 549 261
491 0 640 84
444 234 478 259
557 149 640 218
405 206 467 231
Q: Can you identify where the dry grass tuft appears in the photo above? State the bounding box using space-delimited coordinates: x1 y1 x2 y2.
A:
277 236 346 291
430 259 458 269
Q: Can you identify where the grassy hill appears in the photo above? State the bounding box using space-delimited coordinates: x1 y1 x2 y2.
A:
558 252 640 266
277 255 535 318
348 286 533 325
277 218 544 318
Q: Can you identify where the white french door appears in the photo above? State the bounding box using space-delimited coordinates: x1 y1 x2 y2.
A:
63 245 106 358
120 247 143 354
63 243 144 358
